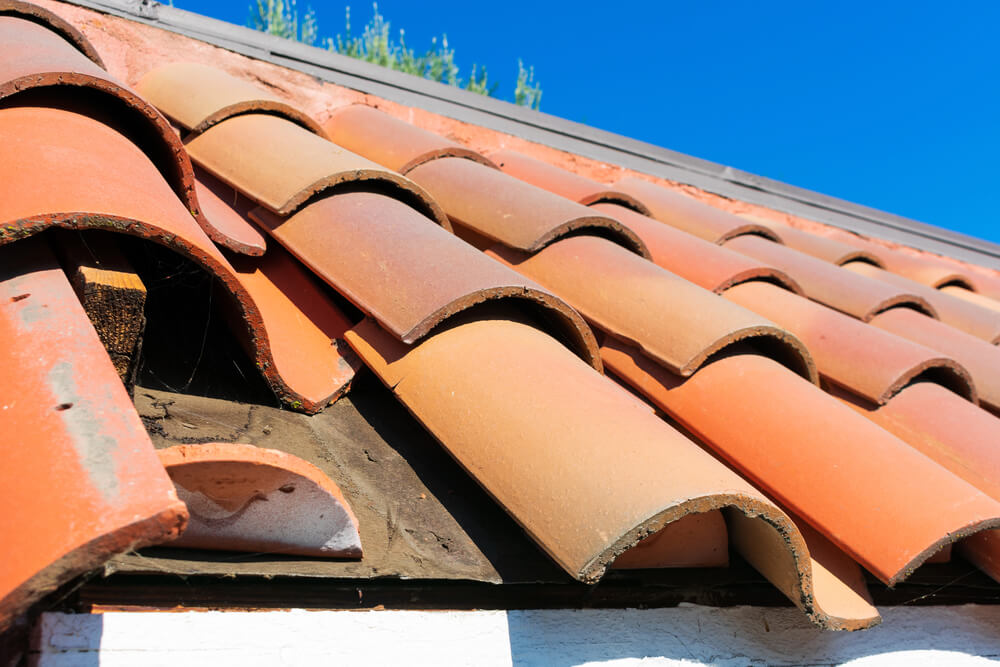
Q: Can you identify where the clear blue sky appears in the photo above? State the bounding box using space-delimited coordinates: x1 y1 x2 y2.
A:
176 1 1000 244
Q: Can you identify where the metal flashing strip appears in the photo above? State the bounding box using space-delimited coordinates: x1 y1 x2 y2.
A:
62 0 1000 269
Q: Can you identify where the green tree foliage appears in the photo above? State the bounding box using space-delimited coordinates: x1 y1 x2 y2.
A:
248 1 536 107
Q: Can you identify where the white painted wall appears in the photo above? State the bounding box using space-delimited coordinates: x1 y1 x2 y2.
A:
32 605 1000 666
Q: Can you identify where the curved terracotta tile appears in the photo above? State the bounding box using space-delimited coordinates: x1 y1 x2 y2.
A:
346 315 877 630
0 16 209 239
613 176 779 243
249 191 601 368
599 340 1000 585
0 104 358 413
610 512 728 569
758 222 883 266
725 235 935 320
488 235 815 381
406 157 648 256
868 308 1000 414
724 281 975 405
0 0 104 66
137 62 327 137
846 237 976 289
0 238 186 629
591 202 803 295
490 148 652 214
940 284 1000 314
184 112 449 226
833 382 1000 581
193 166 267 256
324 103 496 174
844 261 1000 343
158 443 362 558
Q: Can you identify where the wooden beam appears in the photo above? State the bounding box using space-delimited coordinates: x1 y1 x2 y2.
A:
54 233 146 389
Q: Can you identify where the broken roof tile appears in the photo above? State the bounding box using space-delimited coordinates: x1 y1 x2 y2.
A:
868 308 1000 415
724 281 975 405
325 103 496 174
137 62 328 137
0 0 104 66
491 148 652 214
158 443 362 558
0 103 357 412
613 176 779 243
250 191 600 366
184 112 449 223
406 157 648 255
591 202 803 294
0 237 186 630
843 261 1000 343
346 314 877 630
725 235 936 320
488 235 815 381
599 340 1000 586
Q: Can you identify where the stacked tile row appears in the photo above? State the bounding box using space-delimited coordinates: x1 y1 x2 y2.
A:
326 104 1000 626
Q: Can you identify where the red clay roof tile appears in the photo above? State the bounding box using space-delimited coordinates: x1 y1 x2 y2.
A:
725 235 936 320
184 112 449 223
158 443 362 558
346 314 877 629
0 237 187 630
756 221 884 267
325 103 496 174
867 308 1000 415
0 103 357 412
610 512 728 569
724 281 975 405
600 341 1000 586
614 176 780 243
0 0 103 66
193 166 267 256
490 148 652 214
488 235 815 381
138 62 328 137
250 191 600 366
940 284 1000 313
406 157 648 255
844 261 1000 343
592 202 803 294
0 16 210 238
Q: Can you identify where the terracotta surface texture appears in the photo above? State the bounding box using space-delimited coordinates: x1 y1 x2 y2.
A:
834 381 1000 582
185 112 449 224
0 103 358 412
613 176 780 243
724 235 935 320
591 202 803 294
488 235 815 381
868 308 1000 414
406 157 648 255
755 221 883 266
346 314 878 630
0 238 187 630
610 512 729 570
0 15 206 236
723 281 975 405
251 191 600 366
490 148 652 214
193 166 268 256
0 0 103 66
138 62 328 136
325 103 497 174
599 339 1000 585
940 284 1000 313
158 443 362 558
843 261 1000 343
